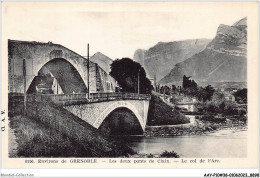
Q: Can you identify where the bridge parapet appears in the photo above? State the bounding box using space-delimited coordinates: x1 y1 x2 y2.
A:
90 92 151 101
24 92 151 105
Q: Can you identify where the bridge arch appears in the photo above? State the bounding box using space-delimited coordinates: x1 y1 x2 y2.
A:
98 107 143 135
93 101 146 131
27 58 88 94
8 40 90 93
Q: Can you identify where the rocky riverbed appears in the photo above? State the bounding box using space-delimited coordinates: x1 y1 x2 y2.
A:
145 116 247 137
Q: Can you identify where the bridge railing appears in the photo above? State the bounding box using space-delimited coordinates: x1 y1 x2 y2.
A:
26 93 88 102
89 92 151 101
25 92 151 103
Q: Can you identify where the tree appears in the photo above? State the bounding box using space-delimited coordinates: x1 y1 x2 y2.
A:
110 58 153 94
233 88 247 103
183 75 197 89
204 85 215 101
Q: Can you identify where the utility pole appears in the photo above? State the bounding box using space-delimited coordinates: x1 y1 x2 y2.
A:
12 55 15 92
137 69 140 94
154 73 156 92
87 44 90 98
163 86 165 101
23 59 27 114
56 78 59 94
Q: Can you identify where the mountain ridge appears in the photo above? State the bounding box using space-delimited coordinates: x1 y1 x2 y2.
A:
133 39 211 80
158 17 247 85
90 52 113 74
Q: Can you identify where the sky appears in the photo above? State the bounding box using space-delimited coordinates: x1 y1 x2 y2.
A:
2 2 252 60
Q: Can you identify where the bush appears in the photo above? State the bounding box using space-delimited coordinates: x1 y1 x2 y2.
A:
223 102 239 115
160 150 180 158
196 115 226 123
198 100 243 116
233 88 247 103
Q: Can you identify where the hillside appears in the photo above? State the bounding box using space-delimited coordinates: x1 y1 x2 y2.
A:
159 17 247 85
147 94 189 126
8 99 134 157
133 39 211 80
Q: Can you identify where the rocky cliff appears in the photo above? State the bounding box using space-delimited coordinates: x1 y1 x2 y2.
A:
159 17 247 85
133 39 211 80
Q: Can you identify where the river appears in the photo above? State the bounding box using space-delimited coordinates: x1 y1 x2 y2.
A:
121 116 247 158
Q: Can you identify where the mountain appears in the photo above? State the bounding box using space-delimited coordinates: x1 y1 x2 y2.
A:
133 39 211 80
90 52 113 74
159 17 247 85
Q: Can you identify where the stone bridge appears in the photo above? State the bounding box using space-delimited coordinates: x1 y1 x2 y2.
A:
64 99 149 131
9 39 151 132
26 93 150 131
8 39 116 94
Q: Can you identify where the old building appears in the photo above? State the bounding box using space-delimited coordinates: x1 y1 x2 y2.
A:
224 93 235 102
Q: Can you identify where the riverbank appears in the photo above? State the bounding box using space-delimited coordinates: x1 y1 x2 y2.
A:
145 115 247 137
127 128 247 158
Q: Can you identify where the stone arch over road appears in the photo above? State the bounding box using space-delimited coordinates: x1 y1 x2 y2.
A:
9 40 89 93
27 58 88 94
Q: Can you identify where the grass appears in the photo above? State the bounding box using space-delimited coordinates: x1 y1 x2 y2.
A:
9 115 88 157
147 95 189 126
9 100 135 157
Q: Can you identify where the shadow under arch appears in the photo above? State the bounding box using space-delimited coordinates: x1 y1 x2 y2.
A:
27 58 88 94
98 107 144 136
